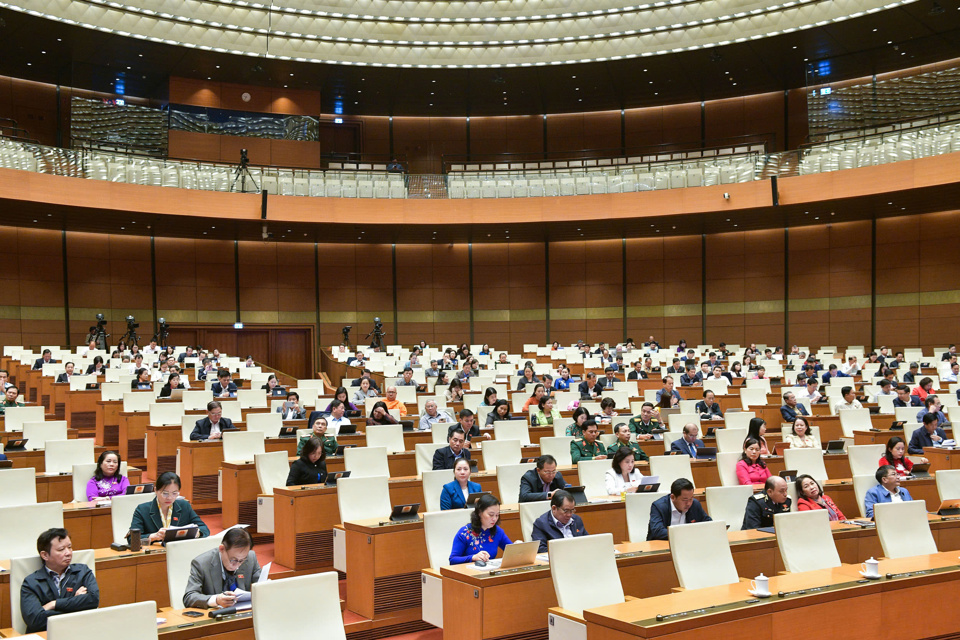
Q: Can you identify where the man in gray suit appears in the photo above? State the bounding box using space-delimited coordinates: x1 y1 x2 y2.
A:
183 528 261 609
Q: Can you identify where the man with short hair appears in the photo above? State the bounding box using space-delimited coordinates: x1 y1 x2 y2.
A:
944 362 960 383
519 454 567 502
447 408 488 443
418 400 450 431
870 379 896 403
628 402 662 440
627 360 647 380
55 362 75 384
277 392 305 420
383 386 408 417
942 345 957 362
917 395 947 427
780 392 809 422
433 427 471 470
177 346 195 363
600 366 619 389
0 369 13 390
902 362 920 385
20 527 100 633
842 357 861 376
530 490 589 552
0 385 25 414
578 372 603 400
211 369 238 398
611 423 649 461
656 376 681 407
32 349 56 370
183 527 261 609
742 476 791 529
670 423 704 457
909 412 947 454
696 390 723 421
424 360 440 378
571 420 607 463
324 400 351 435
821 364 850 383
893 384 922 408
347 350 365 367
680 364 701 387
190 401 238 441
397 367 420 390
865 464 913 518
350 369 381 392
795 377 822 404
647 478 711 540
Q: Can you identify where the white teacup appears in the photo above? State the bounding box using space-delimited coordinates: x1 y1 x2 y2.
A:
750 573 770 596
861 557 880 578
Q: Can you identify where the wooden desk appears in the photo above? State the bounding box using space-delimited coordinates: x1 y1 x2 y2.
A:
95 399 122 447
4 446 114 473
118 411 150 467
35 468 142 504
925 446 960 473
583 551 960 640
146 425 182 478
64 389 100 434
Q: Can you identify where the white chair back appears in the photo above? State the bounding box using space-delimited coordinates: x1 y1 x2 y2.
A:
246 412 282 435
715 428 747 453
415 443 447 475
577 459 611 497
783 447 829 485
549 534 624 615
739 388 768 409
539 436 573 466
774 510 841 573
936 468 960 501
723 412 756 430
337 475 392 523
165 530 228 610
344 446 390 478
122 392 153 413
222 430 266 463
649 455 695 491
705 485 753 530
852 475 877 518
668 520 739 590
0 502 64 560
45 439 95 474
496 462 536 506
423 509 471 567
22 420 68 450
255 451 290 495
252 572 346 640
110 492 156 544
518 500 549 542
11 549 96 635
667 413 700 432
874 500 938 559
237 388 268 409
624 491 668 543
716 451 741 487
149 402 184 426
0 467 37 507
422 469 454 513
493 420 532 446
848 444 885 477
4 406 45 431
480 439 522 472
365 425 406 454
48 600 157 640
181 390 212 411
838 409 872 437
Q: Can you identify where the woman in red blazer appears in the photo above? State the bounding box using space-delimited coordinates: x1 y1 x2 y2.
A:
879 436 914 477
795 474 846 521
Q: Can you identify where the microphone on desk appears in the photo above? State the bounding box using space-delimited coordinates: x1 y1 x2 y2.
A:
209 606 238 619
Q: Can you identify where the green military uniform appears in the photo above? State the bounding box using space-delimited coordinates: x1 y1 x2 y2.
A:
570 438 606 463
0 400 24 416
627 417 661 438
608 439 649 462
297 434 338 456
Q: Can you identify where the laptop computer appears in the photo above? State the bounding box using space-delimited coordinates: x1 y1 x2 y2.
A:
890 421 905 430
825 440 846 453
325 470 351 485
910 462 932 479
494 540 540 569
868 406 880 415
338 424 358 435
161 525 201 544
635 483 661 493
278 426 297 438
400 420 415 432
937 498 960 517
695 447 718 460
388 503 421 522
271 388 286 397
168 388 184 401
125 484 154 495
85 382 101 390
779 469 798 482
4 439 28 451
521 457 539 464
335 444 357 456
466 491 490 505
564 485 589 505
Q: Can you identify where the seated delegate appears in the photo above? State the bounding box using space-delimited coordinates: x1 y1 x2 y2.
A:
433 427 472 470
440 458 482 510
286 437 328 486
519 454 567 502
795 474 846 521
20 527 100 633
647 478 711 540
85 450 130 501
604 447 646 495
298 415 337 457
784 417 817 449
183 527 262 608
130 472 210 544
190 401 238 441
742 476 791 530
530 490 588 553
864 464 913 518
879 436 920 477
449 494 512 565
736 437 771 487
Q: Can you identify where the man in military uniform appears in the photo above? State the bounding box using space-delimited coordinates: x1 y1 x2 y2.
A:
570 420 607 463
628 402 662 441
609 423 649 462
742 476 791 529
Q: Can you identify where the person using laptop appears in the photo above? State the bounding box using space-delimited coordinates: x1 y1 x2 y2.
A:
669 423 704 458
604 447 646 495
299 416 337 457
736 437 771 488
530 490 588 553
880 436 924 477
130 472 210 544
780 391 809 422
286 436 328 486
795 474 845 521
741 476 791 530
628 402 662 441
19 527 100 633
865 464 914 518
190 401 237 441
647 478 710 540
183 527 261 609
211 370 238 398
131 368 152 391
449 494 512 565
440 458 482 510
909 412 948 454
433 427 472 470
696 390 723 421
158 373 184 398
784 417 817 449
519 454 567 502
916 395 948 427
85 450 129 502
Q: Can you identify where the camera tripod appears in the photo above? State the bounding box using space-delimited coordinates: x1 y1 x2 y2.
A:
231 158 260 193
120 327 141 347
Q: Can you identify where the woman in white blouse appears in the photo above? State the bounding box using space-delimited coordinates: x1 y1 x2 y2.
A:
784 416 816 449
604 448 645 495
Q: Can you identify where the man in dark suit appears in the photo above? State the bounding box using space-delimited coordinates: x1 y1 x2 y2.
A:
780 391 809 422
627 360 647 380
20 527 100 633
211 370 238 398
432 427 471 470
893 384 922 408
599 367 620 389
530 490 589 552
669 424 704 458
55 362 76 384
190 401 238 441
32 349 56 370
177 346 195 363
183 527 261 608
577 372 604 400
647 478 711 541
519 454 566 502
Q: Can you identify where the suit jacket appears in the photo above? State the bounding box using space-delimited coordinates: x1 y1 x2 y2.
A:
440 480 483 510
32 358 55 370
130 497 210 539
276 405 306 420
518 468 567 502
211 381 238 397
183 547 261 608
530 511 588 553
190 416 237 441
577 380 604 399
85 364 105 375
780 404 809 422
909 427 948 454
20 563 100 633
864 484 913 518
695 401 723 419
670 438 705 457
742 494 792 529
627 370 647 380
55 373 71 383
647 494 711 541
893 396 923 408
432 445 471 470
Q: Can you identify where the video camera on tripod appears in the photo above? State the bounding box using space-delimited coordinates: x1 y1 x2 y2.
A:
120 315 141 347
91 313 109 350
156 318 170 348
365 317 386 350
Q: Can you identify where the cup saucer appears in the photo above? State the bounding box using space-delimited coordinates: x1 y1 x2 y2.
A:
859 571 881 580
747 589 771 598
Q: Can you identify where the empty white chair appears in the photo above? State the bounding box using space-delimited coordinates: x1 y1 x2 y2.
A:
724 412 756 430
237 389 268 409
852 474 877 518
493 420 532 446
0 502 64 560
838 409 873 437
936 468 960 501
149 402 184 426
649 455 694 491
415 442 447 475
848 444 885 477
539 436 573 466
222 430 266 463
365 425 406 454
45 439 95 474
518 500 549 542
246 412 282 435
480 439 522 472
625 491 668 543
715 451 741 487
109 492 156 544
874 501 938 559
254 451 290 534
22 421 68 450
421 509 471 628
252 571 345 640
337 475 391 524
496 462 536 506
48 600 157 640
547 534 624 640
0 467 37 507
783 447 828 485
715 428 747 453
739 388 769 410
422 469 454 513
705 485 753 529
4 405 45 431
577 459 610 498
668 520 739 590
774 510 841 573
343 446 390 478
